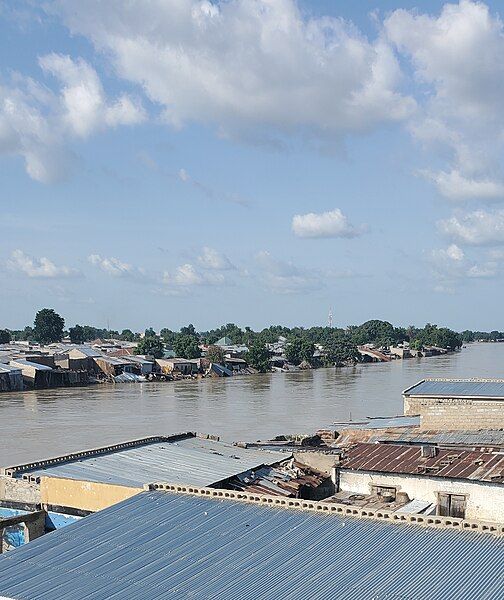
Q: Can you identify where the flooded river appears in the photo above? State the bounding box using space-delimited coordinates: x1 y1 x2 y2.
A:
0 342 502 464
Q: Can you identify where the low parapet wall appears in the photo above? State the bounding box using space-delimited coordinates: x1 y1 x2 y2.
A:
145 482 504 537
40 477 142 513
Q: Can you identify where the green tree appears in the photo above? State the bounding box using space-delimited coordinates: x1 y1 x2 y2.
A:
160 328 178 346
180 324 197 337
174 335 201 359
285 337 315 365
247 340 271 373
0 329 11 344
144 327 156 338
33 308 65 344
136 336 164 358
206 345 225 364
69 324 85 344
120 329 136 342
323 337 359 366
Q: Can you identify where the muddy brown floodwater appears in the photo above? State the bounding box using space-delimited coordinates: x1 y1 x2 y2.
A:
0 342 502 464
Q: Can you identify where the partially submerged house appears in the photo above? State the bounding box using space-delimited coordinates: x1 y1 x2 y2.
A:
0 364 23 392
92 355 135 378
8 360 54 389
156 358 198 376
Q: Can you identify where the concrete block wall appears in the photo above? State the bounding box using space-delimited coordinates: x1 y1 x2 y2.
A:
404 397 504 430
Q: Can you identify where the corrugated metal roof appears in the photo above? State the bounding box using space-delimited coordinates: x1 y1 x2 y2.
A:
332 415 421 430
9 360 52 371
13 437 286 488
342 443 504 482
0 490 502 599
404 378 504 398
373 429 504 448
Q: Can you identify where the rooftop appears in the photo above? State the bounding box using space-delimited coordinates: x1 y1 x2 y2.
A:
4 434 286 488
404 378 504 399
342 443 504 483
0 489 502 599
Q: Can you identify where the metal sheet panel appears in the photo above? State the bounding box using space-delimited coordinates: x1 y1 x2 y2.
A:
342 443 504 482
15 438 286 488
0 490 502 599
404 379 504 398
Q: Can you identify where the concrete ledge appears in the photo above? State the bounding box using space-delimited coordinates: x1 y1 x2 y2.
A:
144 482 504 537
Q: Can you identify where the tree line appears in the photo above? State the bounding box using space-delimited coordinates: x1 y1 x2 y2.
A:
0 309 482 373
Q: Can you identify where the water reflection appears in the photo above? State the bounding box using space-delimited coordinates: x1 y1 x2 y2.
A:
0 343 502 463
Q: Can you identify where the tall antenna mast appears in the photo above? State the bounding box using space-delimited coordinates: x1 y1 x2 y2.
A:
328 307 333 328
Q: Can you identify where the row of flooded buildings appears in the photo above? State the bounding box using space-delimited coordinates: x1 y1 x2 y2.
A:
0 337 254 392
0 378 503 598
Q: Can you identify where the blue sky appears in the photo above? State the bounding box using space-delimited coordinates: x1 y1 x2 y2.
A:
2 0 504 332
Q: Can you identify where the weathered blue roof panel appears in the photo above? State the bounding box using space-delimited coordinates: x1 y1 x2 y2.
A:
0 491 502 599
404 378 504 398
13 437 285 488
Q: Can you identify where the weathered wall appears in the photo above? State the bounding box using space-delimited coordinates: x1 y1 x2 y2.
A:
0 476 41 505
40 477 142 512
339 470 504 523
293 451 339 476
404 396 504 430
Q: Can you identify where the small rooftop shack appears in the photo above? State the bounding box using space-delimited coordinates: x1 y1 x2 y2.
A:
0 489 502 600
403 378 504 430
337 442 504 522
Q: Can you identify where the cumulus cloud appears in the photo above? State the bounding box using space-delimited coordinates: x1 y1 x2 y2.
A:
39 53 145 138
438 210 504 246
8 249 79 278
430 242 498 283
88 254 146 279
420 169 504 201
47 0 414 144
0 54 144 182
198 247 235 270
163 263 226 288
385 1 504 198
255 250 322 294
292 208 363 239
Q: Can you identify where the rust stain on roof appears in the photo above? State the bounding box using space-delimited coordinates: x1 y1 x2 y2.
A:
342 443 504 483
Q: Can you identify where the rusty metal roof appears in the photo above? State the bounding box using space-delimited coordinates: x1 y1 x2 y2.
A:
342 443 504 483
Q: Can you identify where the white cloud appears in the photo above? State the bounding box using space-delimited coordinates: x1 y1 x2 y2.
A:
386 1 504 197
0 54 144 182
292 208 363 239
467 263 497 278
429 242 498 283
39 53 144 138
420 169 504 201
178 168 189 182
48 0 414 144
198 246 235 270
8 249 79 278
255 250 322 294
438 210 504 246
88 254 146 279
163 263 226 288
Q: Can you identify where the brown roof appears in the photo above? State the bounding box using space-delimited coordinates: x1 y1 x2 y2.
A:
342 443 504 483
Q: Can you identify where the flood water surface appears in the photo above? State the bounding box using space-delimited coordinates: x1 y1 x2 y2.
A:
1 343 502 464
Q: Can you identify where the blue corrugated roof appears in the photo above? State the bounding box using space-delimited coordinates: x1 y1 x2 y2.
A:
13 437 285 488
0 490 502 599
404 379 504 398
